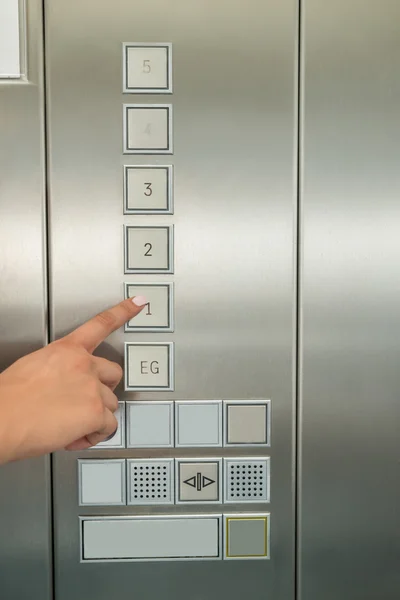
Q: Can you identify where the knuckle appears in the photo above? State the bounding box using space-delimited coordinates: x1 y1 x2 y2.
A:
95 310 117 330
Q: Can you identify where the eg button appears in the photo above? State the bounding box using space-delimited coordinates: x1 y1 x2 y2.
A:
125 342 174 391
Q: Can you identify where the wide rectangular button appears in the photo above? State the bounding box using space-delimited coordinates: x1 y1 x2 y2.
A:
0 0 20 78
78 459 126 506
124 225 173 274
125 342 174 391
224 400 270 446
81 516 222 561
175 401 222 447
123 43 172 94
123 104 173 154
126 401 174 448
123 165 173 214
125 283 173 332
224 514 270 560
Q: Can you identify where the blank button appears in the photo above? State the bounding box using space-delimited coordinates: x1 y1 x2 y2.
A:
175 401 222 447
78 460 126 506
225 514 270 560
124 104 172 154
127 402 174 448
224 400 270 446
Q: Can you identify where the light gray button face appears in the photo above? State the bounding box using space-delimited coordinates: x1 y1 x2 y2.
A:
81 516 222 561
123 43 172 93
177 460 221 504
127 459 174 505
225 514 269 560
125 226 173 273
175 401 222 447
92 402 125 449
124 104 172 154
78 460 126 506
127 401 174 448
125 283 173 332
224 458 270 503
124 166 172 214
224 400 270 446
125 343 173 391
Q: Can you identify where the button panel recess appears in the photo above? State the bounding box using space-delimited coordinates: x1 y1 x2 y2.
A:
79 42 273 564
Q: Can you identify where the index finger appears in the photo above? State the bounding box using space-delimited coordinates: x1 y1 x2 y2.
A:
66 296 147 353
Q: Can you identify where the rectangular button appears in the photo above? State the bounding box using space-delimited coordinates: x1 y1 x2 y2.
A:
123 43 172 93
175 401 222 447
124 342 174 391
127 401 174 448
224 400 270 446
78 459 126 506
224 514 270 560
81 516 222 561
124 225 173 274
92 401 125 449
125 283 173 332
124 165 173 214
123 104 173 154
127 459 174 505
176 459 222 504
223 458 270 503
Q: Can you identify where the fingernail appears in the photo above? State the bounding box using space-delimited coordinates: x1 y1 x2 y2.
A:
132 296 147 307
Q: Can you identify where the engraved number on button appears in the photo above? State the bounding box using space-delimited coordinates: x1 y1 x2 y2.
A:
144 123 151 135
144 182 152 196
145 302 152 316
143 59 151 74
144 243 152 256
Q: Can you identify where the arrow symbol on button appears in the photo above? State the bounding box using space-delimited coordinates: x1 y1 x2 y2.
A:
183 472 216 492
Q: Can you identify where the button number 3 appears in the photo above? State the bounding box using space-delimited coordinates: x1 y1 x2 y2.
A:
144 183 152 197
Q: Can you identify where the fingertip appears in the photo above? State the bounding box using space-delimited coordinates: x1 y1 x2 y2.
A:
131 295 147 307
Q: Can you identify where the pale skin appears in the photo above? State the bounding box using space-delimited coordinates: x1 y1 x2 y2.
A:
0 296 147 465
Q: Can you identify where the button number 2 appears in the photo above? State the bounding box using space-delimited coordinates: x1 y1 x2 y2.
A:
144 243 152 257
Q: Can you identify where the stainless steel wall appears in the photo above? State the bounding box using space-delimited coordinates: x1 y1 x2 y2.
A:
0 1 52 599
44 1 298 599
300 1 400 599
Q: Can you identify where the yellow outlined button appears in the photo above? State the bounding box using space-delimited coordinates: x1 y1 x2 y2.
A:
225 514 270 560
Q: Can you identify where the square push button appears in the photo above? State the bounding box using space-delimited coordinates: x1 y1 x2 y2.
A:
125 342 174 391
124 165 173 214
224 400 270 447
124 225 173 274
78 459 126 506
125 283 173 332
123 43 172 94
123 104 172 154
176 459 222 504
175 401 222 447
225 514 270 560
92 401 125 449
126 401 174 448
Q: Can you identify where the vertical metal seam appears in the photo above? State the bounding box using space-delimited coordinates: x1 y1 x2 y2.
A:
40 0 56 598
295 0 304 599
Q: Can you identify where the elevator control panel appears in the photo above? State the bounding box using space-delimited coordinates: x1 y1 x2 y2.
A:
78 41 272 564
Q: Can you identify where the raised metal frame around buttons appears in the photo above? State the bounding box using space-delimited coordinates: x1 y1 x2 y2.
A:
124 282 174 333
122 42 172 94
124 341 174 392
123 165 173 215
123 104 173 154
124 225 174 275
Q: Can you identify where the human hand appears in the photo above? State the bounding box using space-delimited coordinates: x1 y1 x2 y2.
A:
0 296 147 464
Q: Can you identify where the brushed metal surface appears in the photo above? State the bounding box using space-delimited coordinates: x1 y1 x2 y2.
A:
299 2 400 599
0 1 52 599
45 1 298 598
